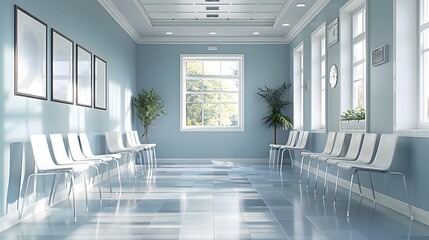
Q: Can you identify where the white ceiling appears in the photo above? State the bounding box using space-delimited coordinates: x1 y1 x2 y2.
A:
98 0 330 44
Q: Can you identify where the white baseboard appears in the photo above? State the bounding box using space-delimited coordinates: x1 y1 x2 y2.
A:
293 159 429 225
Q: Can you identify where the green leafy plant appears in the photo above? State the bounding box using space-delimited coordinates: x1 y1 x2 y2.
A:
340 107 365 121
132 89 166 143
257 82 293 144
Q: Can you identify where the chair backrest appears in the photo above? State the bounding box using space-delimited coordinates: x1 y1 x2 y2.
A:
133 131 142 145
79 133 95 157
369 134 398 170
285 130 296 146
329 132 346 156
321 132 337 154
50 134 74 165
115 131 127 149
288 131 299 147
343 133 363 159
355 133 378 164
105 132 120 153
67 133 86 160
296 131 309 149
292 131 303 147
30 134 60 171
125 131 137 147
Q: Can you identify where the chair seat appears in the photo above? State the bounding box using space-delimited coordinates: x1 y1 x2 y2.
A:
336 162 388 172
319 156 354 161
326 158 355 164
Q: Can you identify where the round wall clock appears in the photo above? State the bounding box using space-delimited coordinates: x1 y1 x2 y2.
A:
329 64 338 88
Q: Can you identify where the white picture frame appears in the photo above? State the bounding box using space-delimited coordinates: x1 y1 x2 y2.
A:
327 18 339 48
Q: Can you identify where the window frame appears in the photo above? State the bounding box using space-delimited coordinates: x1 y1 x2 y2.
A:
180 54 244 132
419 0 429 127
352 6 367 109
293 43 304 130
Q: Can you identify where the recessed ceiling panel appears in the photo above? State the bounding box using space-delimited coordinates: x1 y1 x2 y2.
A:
230 4 283 13
144 4 194 13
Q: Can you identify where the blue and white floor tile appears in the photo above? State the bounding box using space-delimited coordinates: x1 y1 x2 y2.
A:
1 162 429 239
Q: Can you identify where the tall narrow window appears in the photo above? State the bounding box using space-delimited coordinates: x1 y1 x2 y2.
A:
294 43 304 129
311 24 326 130
180 55 244 131
352 7 366 109
420 0 429 125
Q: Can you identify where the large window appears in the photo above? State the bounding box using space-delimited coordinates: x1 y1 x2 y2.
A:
180 55 243 131
293 44 304 129
420 0 429 124
352 7 366 109
311 24 326 130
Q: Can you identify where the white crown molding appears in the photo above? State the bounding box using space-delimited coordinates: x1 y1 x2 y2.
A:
98 0 140 43
285 0 331 43
133 0 152 27
137 36 288 44
273 0 294 28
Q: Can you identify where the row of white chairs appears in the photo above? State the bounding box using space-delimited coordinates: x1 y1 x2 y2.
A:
20 130 155 223
269 130 309 168
298 132 413 220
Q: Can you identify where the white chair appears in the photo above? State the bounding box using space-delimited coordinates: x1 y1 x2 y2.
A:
105 131 139 177
318 133 363 198
132 130 157 167
327 133 377 205
20 135 89 223
279 131 309 169
79 133 122 190
299 132 336 184
270 130 298 166
50 134 103 204
336 134 413 220
68 133 118 193
126 131 152 170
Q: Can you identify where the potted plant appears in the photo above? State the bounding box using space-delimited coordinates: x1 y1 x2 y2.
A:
257 82 293 144
340 107 365 130
132 88 166 143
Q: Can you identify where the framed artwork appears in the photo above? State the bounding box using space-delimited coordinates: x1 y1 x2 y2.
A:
327 18 339 48
51 29 74 104
94 56 107 110
76 45 92 107
14 5 48 100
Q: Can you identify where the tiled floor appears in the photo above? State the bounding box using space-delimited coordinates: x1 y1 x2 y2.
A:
2 162 429 239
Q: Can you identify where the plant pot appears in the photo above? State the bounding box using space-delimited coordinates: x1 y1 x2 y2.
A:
341 120 365 131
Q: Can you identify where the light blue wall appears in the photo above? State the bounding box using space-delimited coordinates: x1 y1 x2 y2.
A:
0 0 137 217
288 0 429 213
137 44 290 159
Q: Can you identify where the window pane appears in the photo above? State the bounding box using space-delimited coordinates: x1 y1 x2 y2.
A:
321 37 326 56
203 79 222 91
205 93 220 103
321 60 326 77
423 51 429 122
353 64 365 81
221 93 238 102
353 9 365 37
221 79 239 91
186 79 203 91
353 80 365 108
423 29 429 50
204 103 220 126
422 0 429 25
353 40 365 63
186 61 202 75
203 61 221 75
186 94 202 103
221 103 239 126
221 61 239 76
186 103 202 126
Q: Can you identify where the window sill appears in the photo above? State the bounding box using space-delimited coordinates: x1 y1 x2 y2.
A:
396 129 429 138
180 127 244 132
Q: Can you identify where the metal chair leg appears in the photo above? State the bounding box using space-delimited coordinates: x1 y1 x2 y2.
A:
70 172 77 223
347 169 358 218
306 159 312 188
48 174 59 207
288 149 294 168
390 172 413 221
19 174 35 220
81 171 88 213
113 159 122 191
280 149 286 169
333 168 340 207
356 171 362 197
314 161 320 194
323 165 329 200
368 171 376 204
299 156 305 184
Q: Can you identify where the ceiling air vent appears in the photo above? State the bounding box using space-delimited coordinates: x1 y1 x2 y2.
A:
205 0 220 2
207 14 219 18
206 6 219 11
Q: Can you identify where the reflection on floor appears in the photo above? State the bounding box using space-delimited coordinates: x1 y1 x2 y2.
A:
1 162 429 240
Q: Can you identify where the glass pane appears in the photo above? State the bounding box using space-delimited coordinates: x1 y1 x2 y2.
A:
321 89 325 126
221 103 239 127
353 80 365 108
205 93 220 103
186 60 202 75
186 103 202 126
321 60 326 77
203 79 222 91
423 51 429 122
423 29 429 50
186 93 202 102
221 61 239 76
353 64 365 81
186 79 203 91
423 0 429 24
321 36 326 56
204 103 220 126
321 76 325 91
203 61 221 75
353 9 365 37
221 79 239 91
221 93 238 102
353 40 365 63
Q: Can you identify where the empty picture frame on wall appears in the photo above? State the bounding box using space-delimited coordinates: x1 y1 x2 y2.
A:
94 56 107 110
76 44 92 107
51 29 74 104
14 5 48 100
